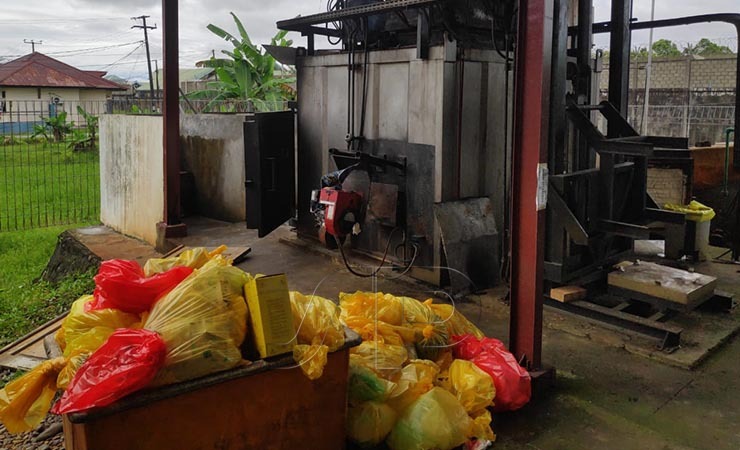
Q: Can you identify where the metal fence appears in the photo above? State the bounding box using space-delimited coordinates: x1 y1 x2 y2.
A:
0 100 104 232
0 97 290 233
626 104 736 146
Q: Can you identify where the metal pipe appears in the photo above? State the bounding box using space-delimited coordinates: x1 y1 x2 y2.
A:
723 128 734 196
159 0 187 238
509 0 554 370
641 0 656 135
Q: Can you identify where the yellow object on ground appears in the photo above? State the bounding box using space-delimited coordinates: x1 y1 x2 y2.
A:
293 344 329 380
388 360 440 413
664 200 716 222
245 274 297 359
439 359 495 413
428 301 485 339
143 246 227 276
340 292 405 326
387 387 472 450
347 401 399 447
468 409 496 442
290 292 345 351
351 341 408 376
0 357 67 433
348 356 399 404
144 259 249 386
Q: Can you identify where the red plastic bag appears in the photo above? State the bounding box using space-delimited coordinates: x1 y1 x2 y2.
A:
452 335 531 412
88 260 193 313
52 329 167 414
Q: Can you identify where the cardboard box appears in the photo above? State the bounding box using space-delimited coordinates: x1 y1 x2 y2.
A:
245 274 297 359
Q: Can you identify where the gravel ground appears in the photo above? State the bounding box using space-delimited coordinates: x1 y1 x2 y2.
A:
0 409 64 450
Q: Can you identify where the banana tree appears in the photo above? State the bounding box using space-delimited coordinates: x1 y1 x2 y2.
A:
191 13 296 112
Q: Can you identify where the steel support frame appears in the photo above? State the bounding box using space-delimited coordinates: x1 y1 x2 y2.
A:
159 0 187 241
607 0 631 135
509 0 554 370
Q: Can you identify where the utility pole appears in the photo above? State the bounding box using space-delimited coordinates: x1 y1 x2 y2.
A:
132 15 157 99
23 39 42 53
154 59 161 94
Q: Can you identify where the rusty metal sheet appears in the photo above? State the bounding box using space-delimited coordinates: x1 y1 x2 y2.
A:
366 182 399 226
434 197 499 294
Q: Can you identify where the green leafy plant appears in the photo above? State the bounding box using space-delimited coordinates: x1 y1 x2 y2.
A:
77 106 98 144
190 12 296 112
31 111 74 142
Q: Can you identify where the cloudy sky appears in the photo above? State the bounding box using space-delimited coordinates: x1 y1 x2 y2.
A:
0 0 736 83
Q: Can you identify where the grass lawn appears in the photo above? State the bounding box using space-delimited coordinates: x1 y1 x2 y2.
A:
0 225 96 349
0 140 99 232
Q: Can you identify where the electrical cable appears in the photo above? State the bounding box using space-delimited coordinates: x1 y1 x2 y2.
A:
334 227 400 278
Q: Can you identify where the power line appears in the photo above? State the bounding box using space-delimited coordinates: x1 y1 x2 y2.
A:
0 41 143 59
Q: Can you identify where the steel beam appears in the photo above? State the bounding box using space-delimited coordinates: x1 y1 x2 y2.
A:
607 0 631 136
509 0 554 370
159 0 187 240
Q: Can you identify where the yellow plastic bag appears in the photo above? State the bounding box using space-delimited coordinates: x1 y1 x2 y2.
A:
664 200 716 223
387 387 472 450
293 344 329 381
388 359 440 413
56 354 90 390
347 401 399 447
351 341 408 376
143 245 228 276
396 297 449 361
340 291 405 326
344 316 409 347
428 301 485 339
348 356 398 404
144 259 249 386
0 357 67 433
290 292 345 351
57 296 141 357
439 359 495 413
468 409 496 442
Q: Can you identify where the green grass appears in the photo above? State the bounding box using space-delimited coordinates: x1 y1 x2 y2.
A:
0 140 99 231
0 225 96 349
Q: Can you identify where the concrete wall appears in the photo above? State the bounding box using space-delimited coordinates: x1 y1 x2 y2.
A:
181 114 247 222
100 115 164 245
100 114 247 245
600 56 738 91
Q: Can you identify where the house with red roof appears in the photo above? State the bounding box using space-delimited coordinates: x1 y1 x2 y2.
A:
0 52 126 132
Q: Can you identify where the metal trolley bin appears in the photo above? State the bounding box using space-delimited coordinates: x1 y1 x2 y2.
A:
62 330 361 450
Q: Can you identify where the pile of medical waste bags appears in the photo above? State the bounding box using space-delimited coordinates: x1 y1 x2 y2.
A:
0 247 531 450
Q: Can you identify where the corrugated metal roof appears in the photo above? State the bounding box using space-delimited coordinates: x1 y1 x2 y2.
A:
0 53 126 90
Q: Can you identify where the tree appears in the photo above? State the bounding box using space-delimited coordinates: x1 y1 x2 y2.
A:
192 12 296 112
684 38 735 56
651 39 682 57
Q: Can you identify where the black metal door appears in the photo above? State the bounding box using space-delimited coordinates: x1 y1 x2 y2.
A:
244 111 295 237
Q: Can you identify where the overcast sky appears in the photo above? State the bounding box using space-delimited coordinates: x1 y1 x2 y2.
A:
0 0 736 83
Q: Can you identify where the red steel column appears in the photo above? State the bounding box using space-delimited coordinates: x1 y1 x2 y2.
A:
509 0 554 370
159 0 187 240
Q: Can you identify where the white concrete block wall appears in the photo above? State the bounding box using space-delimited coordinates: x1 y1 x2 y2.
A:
647 168 687 207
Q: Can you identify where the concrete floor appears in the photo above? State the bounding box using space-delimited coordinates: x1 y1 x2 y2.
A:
80 217 740 449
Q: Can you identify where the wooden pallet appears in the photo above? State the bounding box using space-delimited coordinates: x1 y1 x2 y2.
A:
0 314 66 370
